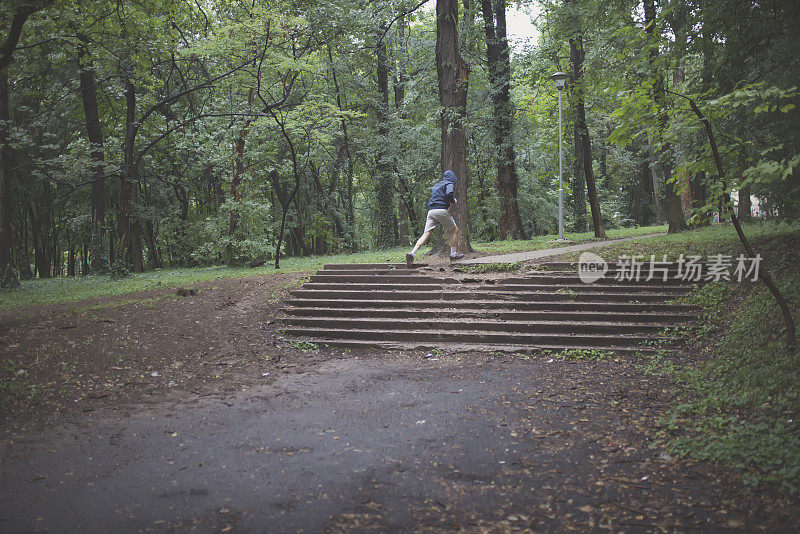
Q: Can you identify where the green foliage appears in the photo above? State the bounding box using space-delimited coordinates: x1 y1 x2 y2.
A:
193 199 274 266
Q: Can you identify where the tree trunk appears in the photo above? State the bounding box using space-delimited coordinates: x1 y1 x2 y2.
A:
145 220 160 268
567 7 605 238
480 0 524 239
0 73 17 286
436 0 471 252
30 194 52 278
67 243 76 277
647 132 663 223
0 6 37 288
327 43 355 251
78 34 107 274
81 239 88 275
689 171 708 227
738 185 752 221
229 87 253 263
375 25 396 248
571 121 587 232
644 0 686 233
116 78 136 274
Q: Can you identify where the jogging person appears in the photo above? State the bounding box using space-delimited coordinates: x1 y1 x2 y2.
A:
406 169 464 267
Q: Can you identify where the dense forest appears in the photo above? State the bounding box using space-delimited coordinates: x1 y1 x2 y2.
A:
0 0 797 284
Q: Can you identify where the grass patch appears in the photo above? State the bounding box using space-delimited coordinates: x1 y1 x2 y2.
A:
460 262 522 274
541 348 616 361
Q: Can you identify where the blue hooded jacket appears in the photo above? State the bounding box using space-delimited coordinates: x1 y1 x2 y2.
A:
428 170 457 210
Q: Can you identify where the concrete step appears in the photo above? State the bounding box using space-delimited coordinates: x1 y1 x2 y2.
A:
289 289 687 303
283 298 699 313
277 326 667 348
311 274 442 283
500 275 695 286
323 263 425 270
281 306 699 324
278 338 671 355
280 316 685 335
299 282 690 296
302 280 689 293
310 274 692 291
315 269 420 277
302 282 444 291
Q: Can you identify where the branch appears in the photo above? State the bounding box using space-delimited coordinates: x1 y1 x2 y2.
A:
374 0 428 48
0 6 37 71
134 112 271 168
137 54 259 129
668 88 796 349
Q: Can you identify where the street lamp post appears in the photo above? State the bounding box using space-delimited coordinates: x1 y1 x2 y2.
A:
550 71 569 240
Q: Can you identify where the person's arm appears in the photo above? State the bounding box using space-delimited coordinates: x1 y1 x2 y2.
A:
444 183 455 206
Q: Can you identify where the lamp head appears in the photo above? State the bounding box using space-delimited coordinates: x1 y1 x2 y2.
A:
550 71 569 89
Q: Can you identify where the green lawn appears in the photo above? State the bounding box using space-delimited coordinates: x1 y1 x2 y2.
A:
0 224 666 311
13 222 800 312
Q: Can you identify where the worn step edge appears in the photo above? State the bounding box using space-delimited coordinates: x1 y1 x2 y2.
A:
301 282 691 294
278 338 674 355
282 298 700 313
323 263 426 269
276 327 670 347
280 306 699 323
278 317 690 335
289 289 688 303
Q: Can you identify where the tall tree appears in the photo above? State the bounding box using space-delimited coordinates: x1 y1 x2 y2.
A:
76 30 108 273
436 0 471 252
480 0 524 239
566 0 605 238
374 22 396 248
0 3 44 287
644 0 686 233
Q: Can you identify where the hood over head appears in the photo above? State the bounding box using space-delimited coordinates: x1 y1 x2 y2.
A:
442 170 457 183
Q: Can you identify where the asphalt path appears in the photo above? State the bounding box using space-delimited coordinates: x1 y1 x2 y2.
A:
1 355 795 532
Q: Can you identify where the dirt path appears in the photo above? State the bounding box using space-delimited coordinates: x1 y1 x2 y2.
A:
1 275 798 532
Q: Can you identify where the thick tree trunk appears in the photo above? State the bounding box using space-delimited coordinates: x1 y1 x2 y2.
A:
78 35 107 274
567 10 605 238
480 0 524 239
436 0 471 252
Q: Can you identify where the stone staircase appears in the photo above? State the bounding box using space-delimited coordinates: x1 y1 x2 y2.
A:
277 261 703 354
